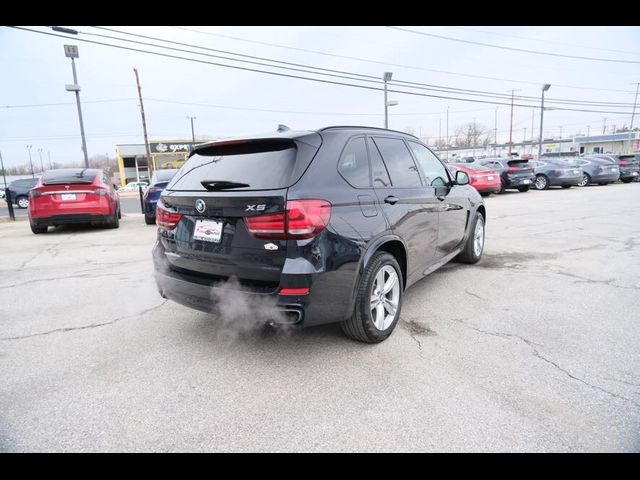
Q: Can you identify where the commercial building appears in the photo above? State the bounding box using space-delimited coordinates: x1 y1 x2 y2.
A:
115 140 200 186
573 132 639 155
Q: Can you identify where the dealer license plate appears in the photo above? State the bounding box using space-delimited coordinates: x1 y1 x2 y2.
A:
60 193 76 201
193 219 223 243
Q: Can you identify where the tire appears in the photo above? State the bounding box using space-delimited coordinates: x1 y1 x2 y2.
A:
621 178 633 184
562 185 572 189
497 181 506 194
456 212 485 264
117 204 122 219
341 252 403 344
598 183 609 186
517 185 530 192
106 210 120 229
30 221 47 234
480 192 491 197
534 175 549 190
578 173 591 187
144 213 156 225
16 195 29 209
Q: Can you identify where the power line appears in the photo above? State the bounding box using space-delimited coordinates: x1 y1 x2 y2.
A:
1 98 137 108
448 26 640 56
84 26 639 108
387 26 640 64
8 27 637 116
170 26 634 93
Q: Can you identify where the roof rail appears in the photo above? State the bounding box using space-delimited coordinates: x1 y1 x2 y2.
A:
318 125 419 139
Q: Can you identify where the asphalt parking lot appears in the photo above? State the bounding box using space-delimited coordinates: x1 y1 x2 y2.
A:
1 183 639 452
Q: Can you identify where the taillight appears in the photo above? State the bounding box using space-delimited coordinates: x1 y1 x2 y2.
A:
156 202 182 230
94 188 108 196
506 166 518 173
619 160 629 166
245 199 331 240
279 287 310 295
29 189 42 198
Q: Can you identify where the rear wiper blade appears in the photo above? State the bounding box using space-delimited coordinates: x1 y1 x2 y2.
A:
201 180 250 190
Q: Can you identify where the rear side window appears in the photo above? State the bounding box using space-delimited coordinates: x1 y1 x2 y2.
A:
407 141 450 187
168 139 318 191
337 137 370 188
368 138 391 187
41 169 98 185
372 137 422 187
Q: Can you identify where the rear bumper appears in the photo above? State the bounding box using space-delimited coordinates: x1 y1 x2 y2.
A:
504 175 535 188
620 170 639 180
152 241 356 327
30 213 112 225
474 185 501 194
591 173 620 183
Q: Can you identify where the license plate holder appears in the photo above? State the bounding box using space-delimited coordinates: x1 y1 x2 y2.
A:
193 219 223 243
60 193 76 201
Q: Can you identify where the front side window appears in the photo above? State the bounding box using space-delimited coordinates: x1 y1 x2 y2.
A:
337 137 370 188
371 137 422 187
407 141 450 187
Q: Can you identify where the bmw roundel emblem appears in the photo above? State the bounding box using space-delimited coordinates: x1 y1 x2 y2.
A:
195 199 206 214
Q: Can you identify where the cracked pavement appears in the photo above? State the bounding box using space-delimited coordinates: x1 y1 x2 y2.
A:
1 184 640 452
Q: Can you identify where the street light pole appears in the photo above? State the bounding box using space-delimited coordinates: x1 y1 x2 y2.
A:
538 84 551 160
446 106 449 161
26 145 34 178
187 116 197 143
48 151 52 169
383 72 393 129
63 45 89 168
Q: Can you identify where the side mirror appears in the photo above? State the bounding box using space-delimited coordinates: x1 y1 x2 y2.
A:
455 171 470 186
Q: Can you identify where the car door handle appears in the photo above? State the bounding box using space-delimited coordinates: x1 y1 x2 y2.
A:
384 195 398 205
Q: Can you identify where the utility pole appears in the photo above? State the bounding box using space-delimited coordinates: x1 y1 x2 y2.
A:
438 118 442 148
602 118 607 135
558 126 563 154
587 125 590 137
628 82 639 153
26 145 34 178
186 116 197 143
523 128 527 155
508 89 521 155
445 106 449 161
538 84 551 160
494 107 498 156
37 148 44 173
134 68 153 179
48 151 52 169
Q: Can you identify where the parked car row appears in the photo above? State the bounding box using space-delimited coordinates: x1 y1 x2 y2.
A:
444 153 639 195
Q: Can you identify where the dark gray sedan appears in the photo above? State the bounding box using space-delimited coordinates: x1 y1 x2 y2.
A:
558 158 620 187
530 158 583 190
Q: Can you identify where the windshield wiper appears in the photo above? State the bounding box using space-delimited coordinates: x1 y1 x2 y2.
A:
200 180 250 190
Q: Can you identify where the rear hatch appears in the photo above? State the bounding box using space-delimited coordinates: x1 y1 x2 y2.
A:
505 160 534 182
158 135 321 286
618 155 640 176
30 169 104 209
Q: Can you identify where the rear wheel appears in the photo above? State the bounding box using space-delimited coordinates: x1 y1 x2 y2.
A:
578 173 591 187
534 175 549 190
106 210 120 229
517 185 530 192
456 212 485 264
16 196 29 209
497 181 506 194
144 213 156 225
562 185 572 189
479 192 491 197
30 221 47 234
341 252 403 344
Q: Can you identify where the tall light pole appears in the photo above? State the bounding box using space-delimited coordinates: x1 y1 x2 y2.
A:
537 84 551 160
37 148 44 173
558 126 563 154
508 89 521 155
62 44 89 168
383 72 393 129
187 116 197 143
26 145 34 178
494 107 498 156
48 151 52 169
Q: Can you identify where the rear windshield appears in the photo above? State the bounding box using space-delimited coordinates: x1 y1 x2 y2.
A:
42 169 98 185
167 138 318 191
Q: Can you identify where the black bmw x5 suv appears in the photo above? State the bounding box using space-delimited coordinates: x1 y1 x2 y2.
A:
153 126 486 343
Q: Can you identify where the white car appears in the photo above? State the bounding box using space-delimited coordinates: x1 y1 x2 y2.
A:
121 181 149 191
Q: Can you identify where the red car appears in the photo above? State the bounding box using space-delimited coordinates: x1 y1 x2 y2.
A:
28 168 121 234
448 163 501 196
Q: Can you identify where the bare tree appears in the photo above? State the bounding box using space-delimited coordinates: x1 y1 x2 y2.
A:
454 121 491 147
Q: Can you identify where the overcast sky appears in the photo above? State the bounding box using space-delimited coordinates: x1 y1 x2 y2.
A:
1 25 639 168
